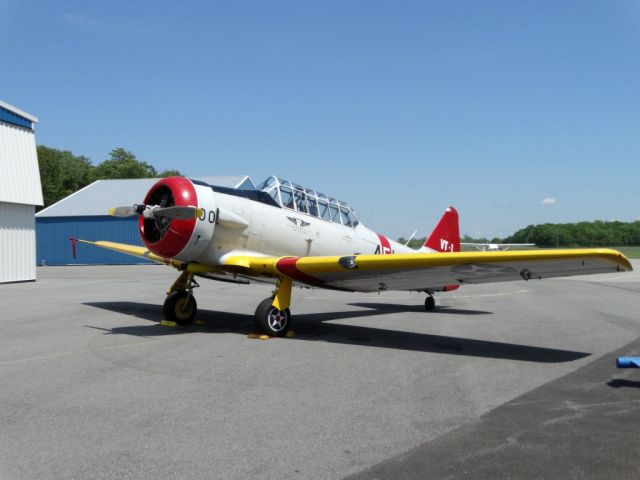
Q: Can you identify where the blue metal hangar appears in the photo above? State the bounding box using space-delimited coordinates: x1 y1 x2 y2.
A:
0 100 42 283
36 176 253 265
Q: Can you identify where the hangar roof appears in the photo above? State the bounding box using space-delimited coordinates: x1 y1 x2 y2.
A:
0 99 42 206
0 100 38 130
36 176 253 218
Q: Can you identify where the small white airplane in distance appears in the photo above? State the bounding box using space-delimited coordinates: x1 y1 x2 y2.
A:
76 176 632 337
462 242 536 251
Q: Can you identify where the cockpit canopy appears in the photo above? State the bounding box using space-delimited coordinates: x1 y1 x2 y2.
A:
257 176 360 227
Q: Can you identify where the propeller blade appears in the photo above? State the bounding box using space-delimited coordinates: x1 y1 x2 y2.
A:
108 204 201 220
108 205 141 217
152 206 202 219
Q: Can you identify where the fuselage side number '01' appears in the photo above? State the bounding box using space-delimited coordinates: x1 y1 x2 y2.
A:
198 208 217 224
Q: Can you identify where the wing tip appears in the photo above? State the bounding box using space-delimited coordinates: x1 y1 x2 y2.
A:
583 248 633 272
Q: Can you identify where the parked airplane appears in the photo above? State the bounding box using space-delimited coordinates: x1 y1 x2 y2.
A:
462 242 536 251
76 176 632 336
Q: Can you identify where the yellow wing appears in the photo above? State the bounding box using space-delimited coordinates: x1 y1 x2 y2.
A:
77 239 222 274
76 240 189 269
224 248 632 292
78 241 632 292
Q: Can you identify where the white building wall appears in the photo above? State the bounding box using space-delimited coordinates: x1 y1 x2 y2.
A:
0 122 43 206
0 202 36 283
0 100 41 283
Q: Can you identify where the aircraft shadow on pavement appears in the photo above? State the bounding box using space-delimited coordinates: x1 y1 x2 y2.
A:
83 301 251 337
84 301 589 363
348 302 492 315
607 378 640 389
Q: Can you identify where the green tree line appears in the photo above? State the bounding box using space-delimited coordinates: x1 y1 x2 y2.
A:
37 146 181 208
505 221 640 247
399 225 640 248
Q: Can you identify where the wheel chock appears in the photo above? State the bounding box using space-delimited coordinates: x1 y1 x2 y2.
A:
160 320 178 327
616 357 640 368
248 333 271 340
248 331 295 339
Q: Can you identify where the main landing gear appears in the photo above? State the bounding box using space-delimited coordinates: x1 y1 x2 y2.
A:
254 277 293 337
163 271 199 324
161 272 294 337
161 272 434 334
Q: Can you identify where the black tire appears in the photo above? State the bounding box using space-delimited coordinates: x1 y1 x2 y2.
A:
425 295 436 311
254 297 291 337
163 291 197 324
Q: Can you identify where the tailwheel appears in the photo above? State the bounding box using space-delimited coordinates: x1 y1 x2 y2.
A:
424 294 436 312
255 297 291 337
164 290 198 324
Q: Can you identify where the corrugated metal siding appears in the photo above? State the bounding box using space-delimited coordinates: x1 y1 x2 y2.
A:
36 216 152 265
0 202 36 282
0 122 43 206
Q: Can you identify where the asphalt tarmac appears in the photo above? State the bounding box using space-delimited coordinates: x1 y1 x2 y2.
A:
1 262 639 480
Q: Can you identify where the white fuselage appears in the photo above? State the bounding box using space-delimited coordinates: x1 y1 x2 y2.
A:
185 187 427 266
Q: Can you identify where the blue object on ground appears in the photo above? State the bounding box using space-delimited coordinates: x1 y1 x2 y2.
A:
616 357 640 368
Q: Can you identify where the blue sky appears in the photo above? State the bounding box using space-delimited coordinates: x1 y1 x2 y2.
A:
2 0 639 239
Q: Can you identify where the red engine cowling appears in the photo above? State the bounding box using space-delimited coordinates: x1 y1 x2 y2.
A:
138 177 215 261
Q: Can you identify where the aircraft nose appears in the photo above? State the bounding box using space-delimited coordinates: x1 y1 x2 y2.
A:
139 176 198 258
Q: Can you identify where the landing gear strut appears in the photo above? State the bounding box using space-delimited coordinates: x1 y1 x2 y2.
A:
254 277 293 337
424 293 436 311
163 271 199 324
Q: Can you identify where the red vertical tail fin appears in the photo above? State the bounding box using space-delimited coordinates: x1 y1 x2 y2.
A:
424 207 460 253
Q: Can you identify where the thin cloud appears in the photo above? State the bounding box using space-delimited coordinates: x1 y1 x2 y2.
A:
541 197 557 205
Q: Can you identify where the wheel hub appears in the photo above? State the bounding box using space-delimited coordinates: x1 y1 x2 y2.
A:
268 309 287 331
